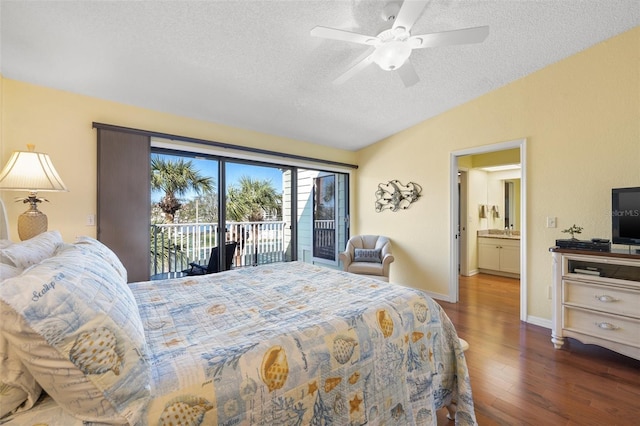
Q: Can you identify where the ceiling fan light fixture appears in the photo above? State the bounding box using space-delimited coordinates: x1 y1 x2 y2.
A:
373 40 411 71
312 0 489 84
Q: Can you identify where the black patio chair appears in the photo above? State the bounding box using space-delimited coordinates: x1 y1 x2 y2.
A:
183 242 238 275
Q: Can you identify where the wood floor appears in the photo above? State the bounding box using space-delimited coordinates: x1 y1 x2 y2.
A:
435 273 640 426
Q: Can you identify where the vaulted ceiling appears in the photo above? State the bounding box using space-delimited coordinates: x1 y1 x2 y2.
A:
1 1 638 151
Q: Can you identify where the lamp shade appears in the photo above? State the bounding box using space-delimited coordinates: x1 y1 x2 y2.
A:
0 145 68 240
0 146 68 192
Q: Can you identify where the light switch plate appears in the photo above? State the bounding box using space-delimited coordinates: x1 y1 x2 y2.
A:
546 216 557 228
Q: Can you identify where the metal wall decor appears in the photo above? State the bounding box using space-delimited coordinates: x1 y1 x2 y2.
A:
375 180 422 212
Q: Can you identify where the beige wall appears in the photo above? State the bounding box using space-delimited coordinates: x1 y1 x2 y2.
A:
0 79 357 242
354 27 639 322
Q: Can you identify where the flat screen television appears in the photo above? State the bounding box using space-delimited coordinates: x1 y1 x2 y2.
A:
612 186 640 247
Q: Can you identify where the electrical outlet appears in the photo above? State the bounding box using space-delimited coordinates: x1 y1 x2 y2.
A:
546 216 557 228
86 214 95 226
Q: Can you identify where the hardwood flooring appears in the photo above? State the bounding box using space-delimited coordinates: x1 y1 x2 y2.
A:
435 273 640 426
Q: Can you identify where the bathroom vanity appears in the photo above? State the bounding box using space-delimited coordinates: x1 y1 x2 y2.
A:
477 230 521 277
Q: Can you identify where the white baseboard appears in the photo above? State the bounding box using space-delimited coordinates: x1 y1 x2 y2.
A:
526 315 551 329
424 291 454 303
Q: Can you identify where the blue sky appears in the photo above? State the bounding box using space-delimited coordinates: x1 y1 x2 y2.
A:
151 153 284 202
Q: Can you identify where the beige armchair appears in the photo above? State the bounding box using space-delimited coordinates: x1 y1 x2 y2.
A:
339 235 394 282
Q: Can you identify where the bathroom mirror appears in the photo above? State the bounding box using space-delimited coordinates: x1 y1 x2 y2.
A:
504 179 521 231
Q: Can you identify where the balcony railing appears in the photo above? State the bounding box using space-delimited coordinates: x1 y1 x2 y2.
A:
150 221 287 277
313 219 336 260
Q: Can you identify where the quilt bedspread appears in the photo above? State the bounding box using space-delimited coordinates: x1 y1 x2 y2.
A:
3 261 476 425
138 262 475 425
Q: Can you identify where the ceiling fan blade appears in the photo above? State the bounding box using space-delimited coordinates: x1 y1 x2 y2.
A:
397 60 419 87
393 0 429 32
310 26 378 46
333 54 375 85
410 26 490 49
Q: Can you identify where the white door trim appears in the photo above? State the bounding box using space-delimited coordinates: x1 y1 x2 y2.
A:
449 138 527 322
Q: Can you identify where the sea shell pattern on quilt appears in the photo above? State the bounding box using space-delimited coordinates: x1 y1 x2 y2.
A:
260 345 289 392
324 377 342 393
332 335 358 364
69 327 123 376
158 395 213 426
414 302 428 323
412 331 424 343
377 309 394 338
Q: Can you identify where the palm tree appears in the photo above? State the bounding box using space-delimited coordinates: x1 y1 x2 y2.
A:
226 176 282 266
226 176 281 222
151 156 214 223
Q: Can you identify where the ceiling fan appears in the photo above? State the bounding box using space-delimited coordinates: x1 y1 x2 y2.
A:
310 0 489 87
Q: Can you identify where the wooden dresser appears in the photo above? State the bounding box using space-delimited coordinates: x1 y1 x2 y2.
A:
550 247 640 360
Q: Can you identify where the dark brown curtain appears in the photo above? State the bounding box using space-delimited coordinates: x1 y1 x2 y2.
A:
96 127 150 282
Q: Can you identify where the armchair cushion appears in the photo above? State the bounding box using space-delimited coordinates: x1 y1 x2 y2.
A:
353 248 382 263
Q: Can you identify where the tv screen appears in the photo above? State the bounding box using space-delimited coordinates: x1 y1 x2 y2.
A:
612 187 640 246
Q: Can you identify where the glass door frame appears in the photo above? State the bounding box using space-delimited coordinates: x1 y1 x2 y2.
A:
151 139 353 273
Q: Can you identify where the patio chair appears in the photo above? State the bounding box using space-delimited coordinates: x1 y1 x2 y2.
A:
184 241 238 275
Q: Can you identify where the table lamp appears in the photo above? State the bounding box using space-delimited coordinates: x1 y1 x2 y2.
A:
0 144 68 240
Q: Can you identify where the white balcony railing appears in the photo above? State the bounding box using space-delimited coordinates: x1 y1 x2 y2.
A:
151 221 288 277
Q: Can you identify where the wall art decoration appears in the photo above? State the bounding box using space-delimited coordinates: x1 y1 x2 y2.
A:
375 180 422 212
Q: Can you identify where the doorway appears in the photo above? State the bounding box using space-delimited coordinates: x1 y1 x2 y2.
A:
449 139 528 322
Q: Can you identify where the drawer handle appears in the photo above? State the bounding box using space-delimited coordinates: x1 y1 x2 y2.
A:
595 322 619 331
594 295 617 303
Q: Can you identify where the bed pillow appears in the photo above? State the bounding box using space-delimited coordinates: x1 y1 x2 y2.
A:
0 230 63 269
0 263 21 280
75 236 128 282
354 248 382 263
0 331 42 418
0 240 12 267
0 243 150 425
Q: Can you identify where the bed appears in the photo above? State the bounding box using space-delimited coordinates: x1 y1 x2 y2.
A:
0 230 476 425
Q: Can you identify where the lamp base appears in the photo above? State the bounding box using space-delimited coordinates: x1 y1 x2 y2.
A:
18 205 48 240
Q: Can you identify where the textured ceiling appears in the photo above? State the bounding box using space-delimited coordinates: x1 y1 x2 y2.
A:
1 1 638 151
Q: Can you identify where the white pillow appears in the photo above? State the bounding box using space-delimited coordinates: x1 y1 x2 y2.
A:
75 236 128 282
0 243 150 424
0 239 14 266
0 230 63 269
0 263 21 280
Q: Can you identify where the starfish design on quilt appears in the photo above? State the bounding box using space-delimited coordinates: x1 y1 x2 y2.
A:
349 394 363 414
308 380 318 396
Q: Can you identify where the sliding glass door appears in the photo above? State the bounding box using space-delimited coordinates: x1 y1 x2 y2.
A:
149 149 350 277
150 150 294 277
225 161 291 268
150 151 220 276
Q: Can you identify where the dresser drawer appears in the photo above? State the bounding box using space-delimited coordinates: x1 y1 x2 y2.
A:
563 306 640 348
563 280 640 318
